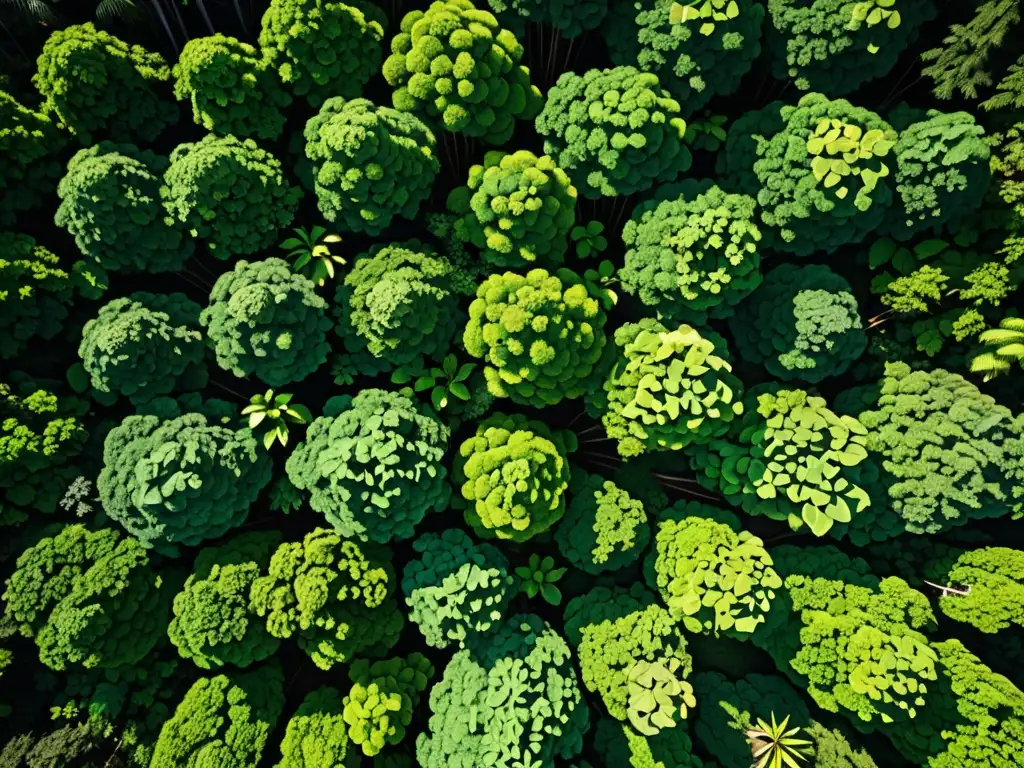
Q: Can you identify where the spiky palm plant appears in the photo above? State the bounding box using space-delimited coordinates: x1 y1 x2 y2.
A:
745 713 813 768
970 317 1024 380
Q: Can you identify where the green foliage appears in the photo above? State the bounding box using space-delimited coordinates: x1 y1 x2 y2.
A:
335 242 461 370
571 220 608 259
970 316 1024 379
259 0 385 107
286 389 449 542
563 585 693 732
690 388 874 538
173 34 291 140
150 664 284 768
276 687 350 768
242 389 312 451
804 721 880 768
746 713 813 768
391 354 476 413
930 547 1024 634
605 0 765 111
767 0 934 94
201 257 330 387
982 56 1024 111
167 532 282 670
0 90 66 227
0 379 87 516
383 0 542 143
343 654 433 756
486 0 608 37
537 66 691 198
282 227 346 288
555 469 650 574
248 528 403 670
0 724 98 768
884 110 991 240
163 134 301 259
32 23 176 143
401 528 514 649
592 716 706 768
646 508 782 635
78 292 206 403
464 268 609 406
416 613 588 768
620 180 763 324
731 264 866 383
55 142 192 274
692 671 810 768
4 524 171 671
97 397 273 554
853 362 1024 534
736 94 897 255
514 553 566 605
447 150 577 269
0 234 101 360
301 97 439 234
594 319 745 457
454 411 574 541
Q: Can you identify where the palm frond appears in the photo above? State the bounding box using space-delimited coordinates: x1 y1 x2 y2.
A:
0 0 57 22
96 0 139 21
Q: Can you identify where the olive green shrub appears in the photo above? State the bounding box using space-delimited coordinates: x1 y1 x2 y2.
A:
383 0 543 143
78 292 206 403
259 0 385 107
464 268 609 406
454 411 575 541
55 142 193 274
401 528 515 648
276 687 351 768
536 66 691 198
0 90 67 227
446 149 578 269
342 654 433 756
200 258 331 387
301 97 439 234
173 34 291 140
163 134 301 259
285 389 450 543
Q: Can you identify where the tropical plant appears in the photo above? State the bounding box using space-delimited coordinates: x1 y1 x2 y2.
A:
515 554 567 605
745 713 814 768
571 221 608 259
970 317 1024 379
281 226 346 287
241 389 313 449
391 355 475 412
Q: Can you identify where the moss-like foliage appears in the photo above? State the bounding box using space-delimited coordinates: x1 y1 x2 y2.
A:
97 397 273 555
401 528 515 648
167 532 282 670
594 318 745 457
620 180 762 324
334 242 461 370
604 0 765 110
731 263 867 383
3 524 171 671
691 671 810 768
383 0 543 143
690 388 874 537
537 66 691 198
593 717 707 768
464 268 609 406
259 0 385 107
301 97 439 234
454 411 575 542
416 614 588 768
646 504 781 635
249 528 403 670
32 23 176 144
200 258 331 387
286 389 450 543
852 362 1024 534
0 234 100 360
0 90 67 227
173 34 291 140
276 687 351 768
55 142 192 274
163 134 301 259
343 654 433 756
931 547 1024 634
766 0 935 95
555 469 650 575
563 585 694 734
447 150 577 269
805 722 880 768
883 109 991 240
487 0 607 37
150 665 284 768
732 94 898 255
79 292 206 403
